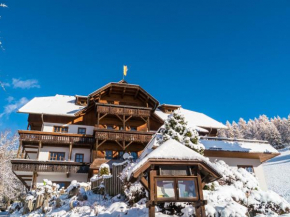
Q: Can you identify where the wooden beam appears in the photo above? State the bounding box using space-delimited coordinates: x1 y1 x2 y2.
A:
97 140 107 149
147 117 150 132
17 141 22 158
115 114 123 122
69 142 73 161
115 140 123 149
122 87 126 98
108 87 113 97
32 172 37 190
125 115 132 122
37 141 42 160
124 141 133 150
23 145 39 149
149 170 156 217
140 176 149 191
134 89 139 99
97 112 100 128
99 113 108 121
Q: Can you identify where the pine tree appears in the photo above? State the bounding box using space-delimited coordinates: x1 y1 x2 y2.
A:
217 128 227 138
238 118 247 138
159 110 205 155
225 121 234 138
232 121 242 139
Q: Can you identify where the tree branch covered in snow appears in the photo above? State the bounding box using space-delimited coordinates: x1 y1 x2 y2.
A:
218 115 290 149
0 131 24 204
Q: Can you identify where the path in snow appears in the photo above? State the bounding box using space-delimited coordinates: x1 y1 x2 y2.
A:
263 148 290 202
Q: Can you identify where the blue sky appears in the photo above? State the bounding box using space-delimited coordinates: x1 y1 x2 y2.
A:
1 0 290 132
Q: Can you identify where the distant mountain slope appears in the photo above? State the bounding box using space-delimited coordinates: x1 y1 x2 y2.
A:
263 148 290 202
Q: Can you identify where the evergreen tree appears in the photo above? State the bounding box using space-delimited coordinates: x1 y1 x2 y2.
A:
225 121 234 138
238 118 247 138
159 110 205 155
232 121 242 139
217 128 227 138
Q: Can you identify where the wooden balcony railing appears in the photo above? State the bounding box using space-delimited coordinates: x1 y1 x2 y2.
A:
11 159 90 173
19 130 95 144
96 104 151 117
95 129 154 143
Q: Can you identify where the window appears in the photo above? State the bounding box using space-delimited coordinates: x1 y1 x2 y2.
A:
80 100 86 105
107 101 114 104
105 150 113 159
238 165 254 174
156 180 175 199
119 151 124 159
178 179 197 198
160 166 189 176
130 152 138 160
75 154 84 163
78 128 86 135
107 125 114 130
57 182 66 189
130 126 137 131
155 178 198 201
54 126 68 133
50 152 65 161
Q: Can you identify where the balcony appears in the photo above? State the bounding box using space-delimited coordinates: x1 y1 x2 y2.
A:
95 129 154 143
11 159 90 173
19 130 95 144
96 104 151 117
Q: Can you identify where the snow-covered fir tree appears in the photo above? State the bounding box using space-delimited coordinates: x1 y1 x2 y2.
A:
218 114 288 149
158 109 205 155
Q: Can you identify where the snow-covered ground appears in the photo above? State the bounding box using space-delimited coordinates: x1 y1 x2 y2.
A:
264 148 290 202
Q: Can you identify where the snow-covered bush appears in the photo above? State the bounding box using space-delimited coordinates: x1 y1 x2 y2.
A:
99 163 110 176
203 160 290 217
158 109 205 155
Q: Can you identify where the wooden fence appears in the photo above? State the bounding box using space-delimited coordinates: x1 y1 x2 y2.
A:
91 163 127 196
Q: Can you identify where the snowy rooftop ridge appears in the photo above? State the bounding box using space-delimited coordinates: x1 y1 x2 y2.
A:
18 94 85 116
155 107 227 130
128 139 222 180
200 137 279 154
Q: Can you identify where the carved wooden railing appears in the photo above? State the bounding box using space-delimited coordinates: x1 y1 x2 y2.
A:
96 105 151 117
19 130 95 144
95 129 153 143
11 160 90 173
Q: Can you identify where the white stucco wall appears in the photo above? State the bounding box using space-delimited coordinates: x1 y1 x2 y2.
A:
42 122 94 135
208 157 268 191
38 147 90 163
36 172 88 183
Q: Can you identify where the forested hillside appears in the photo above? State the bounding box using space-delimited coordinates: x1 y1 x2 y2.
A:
218 115 290 149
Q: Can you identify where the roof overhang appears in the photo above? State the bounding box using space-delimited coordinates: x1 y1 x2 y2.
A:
204 150 280 163
129 159 222 183
88 81 159 110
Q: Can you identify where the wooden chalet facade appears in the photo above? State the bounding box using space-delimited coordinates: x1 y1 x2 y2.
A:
13 80 164 188
12 80 279 191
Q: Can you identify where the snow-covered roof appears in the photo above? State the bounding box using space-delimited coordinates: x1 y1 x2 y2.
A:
18 95 84 116
155 108 227 130
200 137 279 154
128 139 222 180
